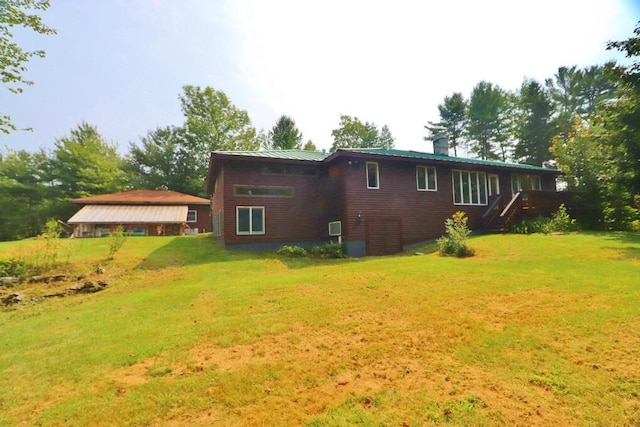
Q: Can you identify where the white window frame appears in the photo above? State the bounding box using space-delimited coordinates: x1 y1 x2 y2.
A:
186 209 197 223
452 170 488 206
236 206 265 235
488 174 500 196
366 162 379 189
416 166 437 191
511 174 541 193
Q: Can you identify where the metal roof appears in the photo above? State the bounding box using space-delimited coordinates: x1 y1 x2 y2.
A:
68 205 188 224
211 149 330 162
210 148 559 173
72 190 209 205
335 148 560 172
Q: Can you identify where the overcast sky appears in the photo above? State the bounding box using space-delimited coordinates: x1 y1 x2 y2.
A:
2 0 639 155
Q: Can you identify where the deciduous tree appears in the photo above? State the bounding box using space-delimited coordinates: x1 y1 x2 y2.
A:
179 85 261 194
330 115 394 151
1 0 56 134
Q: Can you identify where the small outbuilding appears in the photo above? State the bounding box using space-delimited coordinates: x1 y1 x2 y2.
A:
68 190 211 237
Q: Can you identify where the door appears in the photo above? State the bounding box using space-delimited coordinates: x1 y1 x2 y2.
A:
488 174 500 197
366 218 402 256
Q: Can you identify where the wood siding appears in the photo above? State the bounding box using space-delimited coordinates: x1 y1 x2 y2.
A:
187 204 211 234
219 161 327 245
337 157 490 244
209 152 562 255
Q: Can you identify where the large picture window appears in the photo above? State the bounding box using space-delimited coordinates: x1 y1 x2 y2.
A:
453 170 487 205
236 206 265 235
417 166 437 191
366 162 379 189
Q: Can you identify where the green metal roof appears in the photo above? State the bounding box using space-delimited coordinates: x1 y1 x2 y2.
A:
211 148 560 173
212 149 330 162
340 148 560 173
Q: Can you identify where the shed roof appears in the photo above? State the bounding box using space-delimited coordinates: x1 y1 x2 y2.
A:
72 190 209 205
68 205 188 224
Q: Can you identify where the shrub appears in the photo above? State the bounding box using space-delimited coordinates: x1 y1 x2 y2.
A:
40 219 62 270
437 211 475 257
108 226 128 259
542 204 576 234
310 242 346 259
0 258 27 278
277 245 308 258
510 216 548 234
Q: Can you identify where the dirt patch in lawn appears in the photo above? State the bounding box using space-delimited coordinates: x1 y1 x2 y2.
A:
107 286 636 426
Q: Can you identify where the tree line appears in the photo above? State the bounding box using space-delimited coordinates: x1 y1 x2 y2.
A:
425 64 615 165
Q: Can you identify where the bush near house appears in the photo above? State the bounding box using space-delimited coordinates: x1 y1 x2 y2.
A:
277 245 308 258
437 211 475 257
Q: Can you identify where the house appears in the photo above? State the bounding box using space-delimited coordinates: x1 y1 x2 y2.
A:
68 190 211 237
205 140 567 257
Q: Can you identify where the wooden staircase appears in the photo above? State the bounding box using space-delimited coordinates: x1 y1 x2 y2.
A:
483 190 572 233
483 193 522 233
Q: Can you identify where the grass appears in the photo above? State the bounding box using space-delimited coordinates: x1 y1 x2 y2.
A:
0 232 639 426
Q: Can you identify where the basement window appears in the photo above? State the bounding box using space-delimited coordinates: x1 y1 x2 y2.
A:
236 206 265 235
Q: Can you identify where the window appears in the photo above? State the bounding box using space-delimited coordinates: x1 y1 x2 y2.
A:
234 185 294 197
187 210 197 222
488 174 500 196
236 206 265 235
366 162 379 189
453 170 488 205
511 174 541 193
263 166 317 176
417 166 437 191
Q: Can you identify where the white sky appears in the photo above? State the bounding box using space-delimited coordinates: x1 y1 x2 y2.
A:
2 0 638 155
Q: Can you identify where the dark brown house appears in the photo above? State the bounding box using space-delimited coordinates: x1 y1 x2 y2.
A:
68 190 211 237
206 146 566 257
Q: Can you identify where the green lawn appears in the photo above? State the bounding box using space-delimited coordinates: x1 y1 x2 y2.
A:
1 232 639 426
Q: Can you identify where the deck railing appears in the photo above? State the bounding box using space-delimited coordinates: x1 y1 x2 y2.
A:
483 190 571 231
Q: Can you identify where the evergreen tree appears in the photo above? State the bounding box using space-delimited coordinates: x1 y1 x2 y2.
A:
126 126 191 192
302 140 317 151
49 122 126 219
466 81 511 160
0 149 54 240
424 92 467 156
514 79 557 166
266 115 303 150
